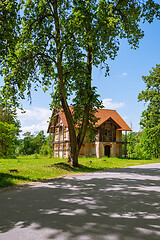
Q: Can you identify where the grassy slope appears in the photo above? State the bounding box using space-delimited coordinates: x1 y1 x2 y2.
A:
0 156 160 188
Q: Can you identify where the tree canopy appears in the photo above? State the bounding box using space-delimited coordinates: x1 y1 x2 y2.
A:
0 0 20 63
138 64 160 158
16 131 47 155
1 0 160 165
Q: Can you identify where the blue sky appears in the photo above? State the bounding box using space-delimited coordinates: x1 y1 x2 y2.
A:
3 19 160 136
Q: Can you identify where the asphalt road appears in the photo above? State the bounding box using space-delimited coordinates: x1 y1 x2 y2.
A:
0 163 160 240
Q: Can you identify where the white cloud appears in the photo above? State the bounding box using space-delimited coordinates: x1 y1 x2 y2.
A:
102 98 125 109
21 120 49 134
122 72 128 77
17 107 51 135
17 107 51 122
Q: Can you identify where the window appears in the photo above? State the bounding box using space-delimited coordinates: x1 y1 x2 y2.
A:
108 130 111 136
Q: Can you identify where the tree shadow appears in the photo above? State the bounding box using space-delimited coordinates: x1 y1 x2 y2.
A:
0 173 31 188
0 166 160 239
53 162 102 172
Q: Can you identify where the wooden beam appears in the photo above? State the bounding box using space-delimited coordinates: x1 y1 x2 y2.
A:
52 130 54 153
124 130 127 158
50 140 69 144
98 128 100 141
62 124 64 158
49 132 51 145
55 122 63 127
58 117 60 157
54 149 69 152
52 113 59 118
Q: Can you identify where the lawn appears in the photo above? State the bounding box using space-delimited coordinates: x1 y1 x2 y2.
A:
0 155 160 188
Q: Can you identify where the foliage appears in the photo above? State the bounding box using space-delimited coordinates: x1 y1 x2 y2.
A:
0 122 18 158
139 127 160 158
128 65 160 159
127 131 144 159
0 155 160 188
138 64 160 128
39 136 52 156
1 0 160 166
127 129 160 160
0 0 21 63
138 64 160 158
2 0 160 105
0 99 20 158
16 131 47 155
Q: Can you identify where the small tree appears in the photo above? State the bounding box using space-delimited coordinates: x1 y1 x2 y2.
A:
138 64 160 158
0 99 20 158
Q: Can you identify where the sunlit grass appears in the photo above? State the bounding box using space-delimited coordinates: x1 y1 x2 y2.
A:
79 156 160 170
0 155 160 188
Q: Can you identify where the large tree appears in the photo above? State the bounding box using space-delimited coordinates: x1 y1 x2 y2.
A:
1 0 160 166
138 64 160 158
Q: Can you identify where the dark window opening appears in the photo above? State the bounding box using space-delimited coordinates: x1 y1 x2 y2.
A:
105 145 110 157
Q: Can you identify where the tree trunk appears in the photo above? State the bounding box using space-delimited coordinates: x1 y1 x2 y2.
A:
77 30 92 152
70 143 79 167
53 0 79 167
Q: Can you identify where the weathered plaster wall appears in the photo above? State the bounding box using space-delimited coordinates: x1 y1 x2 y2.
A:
79 143 96 157
116 130 122 142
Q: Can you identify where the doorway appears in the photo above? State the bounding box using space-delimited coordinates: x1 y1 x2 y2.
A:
105 145 110 157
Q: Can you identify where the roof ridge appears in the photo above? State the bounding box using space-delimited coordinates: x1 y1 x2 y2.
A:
48 107 132 132
101 108 116 111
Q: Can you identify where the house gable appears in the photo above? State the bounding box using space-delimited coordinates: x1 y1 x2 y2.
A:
95 109 131 131
98 117 120 142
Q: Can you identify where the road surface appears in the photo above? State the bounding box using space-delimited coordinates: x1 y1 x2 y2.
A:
0 163 160 240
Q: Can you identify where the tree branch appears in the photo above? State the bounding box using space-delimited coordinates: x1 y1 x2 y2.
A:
46 0 55 16
27 13 54 32
36 52 57 65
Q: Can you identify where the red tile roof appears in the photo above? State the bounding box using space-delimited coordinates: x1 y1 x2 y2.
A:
94 109 132 131
48 108 132 132
59 110 68 127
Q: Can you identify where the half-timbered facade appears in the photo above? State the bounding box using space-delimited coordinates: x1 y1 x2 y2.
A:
47 108 132 158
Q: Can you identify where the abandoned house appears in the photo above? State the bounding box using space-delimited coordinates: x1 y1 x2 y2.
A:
47 108 132 158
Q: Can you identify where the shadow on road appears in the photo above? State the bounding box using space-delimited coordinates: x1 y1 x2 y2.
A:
0 166 160 240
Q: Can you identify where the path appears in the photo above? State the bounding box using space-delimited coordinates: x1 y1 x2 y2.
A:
0 163 160 240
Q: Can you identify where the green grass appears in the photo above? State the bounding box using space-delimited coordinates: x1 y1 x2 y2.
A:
0 155 160 188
